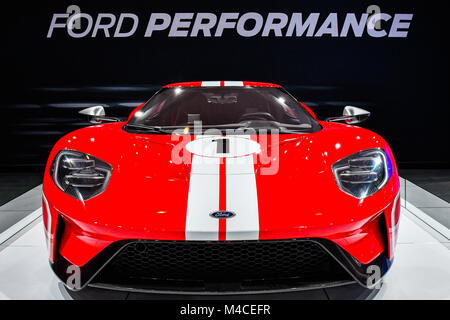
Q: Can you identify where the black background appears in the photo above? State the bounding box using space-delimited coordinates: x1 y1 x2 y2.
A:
0 0 448 169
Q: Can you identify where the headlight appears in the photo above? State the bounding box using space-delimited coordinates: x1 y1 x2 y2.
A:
332 148 392 199
50 150 112 201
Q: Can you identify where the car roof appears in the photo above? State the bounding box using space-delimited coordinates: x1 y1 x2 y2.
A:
163 81 281 88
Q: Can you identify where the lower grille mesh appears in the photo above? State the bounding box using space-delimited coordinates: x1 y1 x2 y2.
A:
96 239 349 283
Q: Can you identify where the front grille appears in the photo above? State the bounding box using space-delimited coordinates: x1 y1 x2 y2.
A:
95 239 351 287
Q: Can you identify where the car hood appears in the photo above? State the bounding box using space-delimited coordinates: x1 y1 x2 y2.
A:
45 121 398 243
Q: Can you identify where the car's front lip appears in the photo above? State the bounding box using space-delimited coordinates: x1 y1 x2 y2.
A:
88 280 355 296
88 279 358 296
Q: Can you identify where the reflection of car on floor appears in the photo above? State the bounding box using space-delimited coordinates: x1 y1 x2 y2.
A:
42 81 400 293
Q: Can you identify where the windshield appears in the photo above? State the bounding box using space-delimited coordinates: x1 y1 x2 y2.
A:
126 86 320 133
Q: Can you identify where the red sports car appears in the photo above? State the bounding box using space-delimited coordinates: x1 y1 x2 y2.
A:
42 81 400 293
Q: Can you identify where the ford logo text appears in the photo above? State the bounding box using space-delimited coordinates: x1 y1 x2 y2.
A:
210 210 236 219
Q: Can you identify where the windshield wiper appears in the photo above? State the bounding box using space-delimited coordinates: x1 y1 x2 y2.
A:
236 121 313 131
124 124 171 133
278 123 312 130
125 122 313 134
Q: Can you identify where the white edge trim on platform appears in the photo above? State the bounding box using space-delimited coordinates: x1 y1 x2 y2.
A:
404 199 450 241
0 208 42 245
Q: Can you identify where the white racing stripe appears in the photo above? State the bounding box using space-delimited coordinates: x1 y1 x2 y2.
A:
201 81 221 87
201 81 244 87
185 136 220 240
225 152 259 240
224 81 244 86
226 135 259 240
185 134 260 241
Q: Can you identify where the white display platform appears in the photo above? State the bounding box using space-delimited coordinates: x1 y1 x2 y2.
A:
0 206 449 300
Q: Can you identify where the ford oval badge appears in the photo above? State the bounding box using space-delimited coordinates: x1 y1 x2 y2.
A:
210 210 236 219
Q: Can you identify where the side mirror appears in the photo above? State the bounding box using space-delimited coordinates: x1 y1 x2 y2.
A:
79 106 120 124
326 106 371 124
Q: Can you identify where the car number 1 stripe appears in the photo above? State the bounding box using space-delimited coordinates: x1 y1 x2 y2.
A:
185 134 260 241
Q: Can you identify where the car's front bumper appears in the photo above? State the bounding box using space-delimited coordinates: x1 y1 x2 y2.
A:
43 190 400 293
50 233 393 293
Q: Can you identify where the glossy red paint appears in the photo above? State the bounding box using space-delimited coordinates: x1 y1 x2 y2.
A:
43 118 399 267
300 102 317 120
242 81 281 87
127 103 145 121
164 81 203 88
218 157 227 241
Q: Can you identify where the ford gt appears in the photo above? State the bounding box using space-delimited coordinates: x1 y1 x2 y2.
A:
42 81 400 293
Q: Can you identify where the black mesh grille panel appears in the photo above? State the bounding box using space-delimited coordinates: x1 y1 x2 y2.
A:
96 239 350 284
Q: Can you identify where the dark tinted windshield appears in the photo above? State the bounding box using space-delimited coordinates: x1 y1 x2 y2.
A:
127 86 320 132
